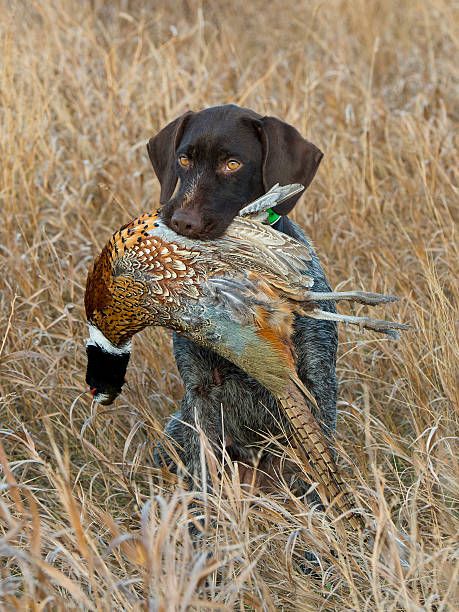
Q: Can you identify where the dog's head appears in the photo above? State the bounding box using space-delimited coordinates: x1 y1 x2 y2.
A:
147 104 323 239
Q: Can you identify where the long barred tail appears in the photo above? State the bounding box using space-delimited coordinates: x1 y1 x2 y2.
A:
278 383 365 532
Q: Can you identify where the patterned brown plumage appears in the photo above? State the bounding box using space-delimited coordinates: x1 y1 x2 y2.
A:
84 184 410 530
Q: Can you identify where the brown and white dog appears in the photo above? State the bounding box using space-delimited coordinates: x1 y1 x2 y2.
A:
147 104 337 496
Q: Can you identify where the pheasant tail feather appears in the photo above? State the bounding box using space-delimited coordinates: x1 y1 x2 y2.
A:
278 382 365 532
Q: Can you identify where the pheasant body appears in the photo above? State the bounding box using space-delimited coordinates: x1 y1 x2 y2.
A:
85 196 318 395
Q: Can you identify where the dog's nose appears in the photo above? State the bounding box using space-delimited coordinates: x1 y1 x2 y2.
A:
170 209 202 236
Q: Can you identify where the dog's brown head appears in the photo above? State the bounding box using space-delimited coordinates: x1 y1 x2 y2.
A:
147 104 323 239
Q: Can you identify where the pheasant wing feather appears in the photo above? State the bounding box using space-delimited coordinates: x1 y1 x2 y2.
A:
217 218 314 293
238 183 305 218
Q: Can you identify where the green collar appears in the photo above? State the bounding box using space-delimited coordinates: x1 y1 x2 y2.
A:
267 208 281 225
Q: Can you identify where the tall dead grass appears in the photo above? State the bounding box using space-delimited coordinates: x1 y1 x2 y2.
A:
0 0 457 609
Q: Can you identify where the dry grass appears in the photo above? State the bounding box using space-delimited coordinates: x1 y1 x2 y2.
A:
0 0 458 609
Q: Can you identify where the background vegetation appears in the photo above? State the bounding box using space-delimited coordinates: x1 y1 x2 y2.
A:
0 0 457 609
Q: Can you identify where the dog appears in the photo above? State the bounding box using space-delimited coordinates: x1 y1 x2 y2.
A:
147 104 337 495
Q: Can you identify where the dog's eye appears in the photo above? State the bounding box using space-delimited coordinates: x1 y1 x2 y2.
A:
226 160 241 171
178 154 190 167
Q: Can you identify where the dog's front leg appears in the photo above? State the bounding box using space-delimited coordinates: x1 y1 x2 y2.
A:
180 388 227 536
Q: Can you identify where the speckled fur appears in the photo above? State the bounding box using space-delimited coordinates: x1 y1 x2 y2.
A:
154 216 338 494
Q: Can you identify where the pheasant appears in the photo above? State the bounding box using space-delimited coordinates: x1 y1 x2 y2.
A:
84 184 410 530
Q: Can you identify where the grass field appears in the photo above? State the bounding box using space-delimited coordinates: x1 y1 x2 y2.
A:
0 1 457 609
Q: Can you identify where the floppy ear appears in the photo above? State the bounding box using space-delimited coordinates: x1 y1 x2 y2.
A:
147 111 194 203
258 116 323 215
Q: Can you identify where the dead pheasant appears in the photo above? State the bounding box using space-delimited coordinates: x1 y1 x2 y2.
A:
84 184 410 530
